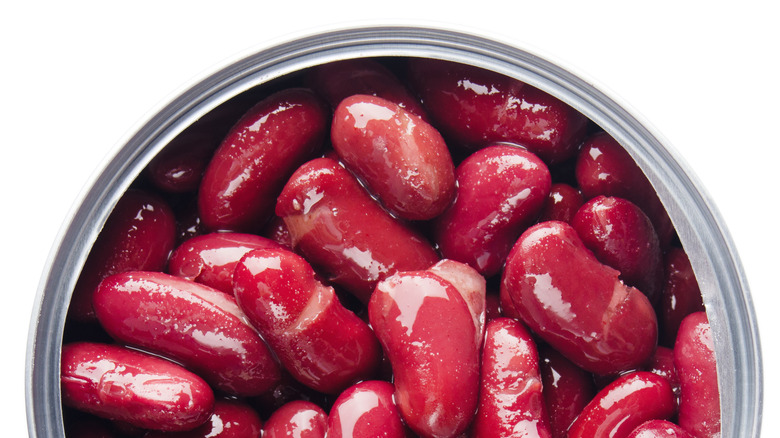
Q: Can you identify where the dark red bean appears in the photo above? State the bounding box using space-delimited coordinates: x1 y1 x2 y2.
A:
538 182 584 223
69 189 176 322
571 195 664 305
660 248 705 346
275 157 440 303
472 318 552 438
539 344 596 438
167 232 282 294
407 58 588 164
368 270 480 438
434 144 551 277
61 342 214 432
568 371 676 438
331 94 456 220
233 247 381 394
143 399 263 438
261 401 327 438
674 312 720 438
501 221 657 375
327 380 411 438
93 271 281 397
198 88 329 232
146 130 218 194
626 420 695 438
262 215 294 249
427 259 487 347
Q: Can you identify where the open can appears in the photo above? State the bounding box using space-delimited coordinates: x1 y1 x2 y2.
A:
26 25 762 437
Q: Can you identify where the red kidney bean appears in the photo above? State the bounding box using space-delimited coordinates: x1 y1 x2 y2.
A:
538 182 584 223
575 131 674 248
571 195 664 305
327 380 411 438
501 221 658 375
233 247 381 394
306 58 428 120
198 88 329 232
368 270 480 438
167 232 282 294
660 248 705 346
275 157 440 303
249 369 334 420
69 189 177 322
626 420 695 438
568 371 676 438
61 342 214 432
539 343 596 438
93 271 281 397
331 94 456 220
406 58 588 164
146 129 218 194
646 346 681 412
674 312 720 438
261 401 328 438
427 259 487 347
262 215 294 249
472 317 553 438
143 399 263 438
433 144 551 277
484 291 502 323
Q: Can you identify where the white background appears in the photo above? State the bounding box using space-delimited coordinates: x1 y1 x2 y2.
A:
2 1 777 435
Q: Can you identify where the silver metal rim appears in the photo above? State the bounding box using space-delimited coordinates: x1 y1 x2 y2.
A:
26 25 762 437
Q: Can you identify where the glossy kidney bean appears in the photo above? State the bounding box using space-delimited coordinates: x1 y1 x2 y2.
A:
167 232 282 294
501 221 658 375
484 291 502 323
262 215 294 249
331 94 456 220
626 420 695 438
68 189 177 322
538 343 596 438
674 312 720 438
538 182 584 223
327 380 412 438
406 58 588 164
146 128 218 194
575 131 674 248
433 144 551 277
61 342 214 432
571 195 664 305
275 157 440 303
93 271 281 397
261 401 328 438
198 88 329 232
427 259 487 347
368 270 480 438
568 371 676 438
305 58 428 119
472 318 552 438
143 399 263 438
646 346 681 411
233 247 381 394
660 248 705 346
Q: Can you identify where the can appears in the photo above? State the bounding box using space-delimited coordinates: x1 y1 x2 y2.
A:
26 25 762 436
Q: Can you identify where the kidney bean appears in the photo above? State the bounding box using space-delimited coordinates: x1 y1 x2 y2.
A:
262 401 327 438
327 380 412 438
368 270 480 438
660 248 705 346
93 271 281 397
427 259 487 347
434 144 551 277
501 221 657 375
275 157 440 303
575 131 674 248
262 215 294 249
69 189 177 322
538 182 584 223
571 195 664 305
539 343 596 438
626 420 695 438
674 312 720 438
331 94 456 220
568 371 676 438
233 247 381 394
146 129 218 194
61 342 214 432
198 88 329 232
484 291 502 323
143 399 263 438
472 318 552 438
305 58 428 119
167 232 282 294
645 346 681 414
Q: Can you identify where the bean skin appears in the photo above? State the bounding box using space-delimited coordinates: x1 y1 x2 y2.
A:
60 342 214 432
538 182 584 223
327 380 412 438
427 259 487 348
142 399 263 438
261 401 328 438
626 420 695 438
539 344 595 438
660 248 705 347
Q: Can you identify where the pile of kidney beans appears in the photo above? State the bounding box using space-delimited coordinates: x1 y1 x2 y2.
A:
60 57 720 438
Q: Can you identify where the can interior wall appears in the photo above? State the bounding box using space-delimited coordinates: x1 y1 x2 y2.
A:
26 26 762 437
